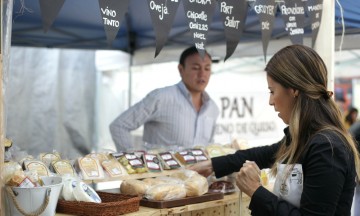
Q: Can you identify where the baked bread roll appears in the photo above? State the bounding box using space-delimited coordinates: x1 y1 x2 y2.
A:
145 183 186 201
170 170 208 196
120 179 150 196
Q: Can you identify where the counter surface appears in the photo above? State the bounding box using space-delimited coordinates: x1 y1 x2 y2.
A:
56 192 243 216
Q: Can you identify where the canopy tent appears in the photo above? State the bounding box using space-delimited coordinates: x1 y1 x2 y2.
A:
10 0 360 65
3 0 360 159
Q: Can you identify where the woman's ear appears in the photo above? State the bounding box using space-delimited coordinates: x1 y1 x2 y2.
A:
293 89 299 97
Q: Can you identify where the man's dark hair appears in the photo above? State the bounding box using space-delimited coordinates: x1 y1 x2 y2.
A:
179 46 211 66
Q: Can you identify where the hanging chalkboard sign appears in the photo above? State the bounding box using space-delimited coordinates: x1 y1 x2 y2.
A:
183 0 216 59
306 0 323 47
280 0 305 45
219 0 247 61
147 0 180 57
253 0 277 62
98 0 130 46
39 0 65 33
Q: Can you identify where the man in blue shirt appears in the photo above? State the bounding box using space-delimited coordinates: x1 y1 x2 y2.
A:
109 46 219 152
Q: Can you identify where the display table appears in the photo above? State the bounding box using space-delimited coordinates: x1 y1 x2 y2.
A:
56 192 245 216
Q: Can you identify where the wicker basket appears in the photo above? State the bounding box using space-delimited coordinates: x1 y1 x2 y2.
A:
56 191 141 216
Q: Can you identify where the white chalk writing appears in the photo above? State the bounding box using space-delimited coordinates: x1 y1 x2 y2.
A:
149 1 169 20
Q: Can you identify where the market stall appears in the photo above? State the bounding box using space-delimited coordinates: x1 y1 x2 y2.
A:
0 0 340 215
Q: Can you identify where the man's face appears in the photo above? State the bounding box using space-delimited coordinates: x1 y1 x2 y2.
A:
178 52 212 94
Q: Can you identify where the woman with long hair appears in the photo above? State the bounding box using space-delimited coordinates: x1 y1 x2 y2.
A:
190 44 360 215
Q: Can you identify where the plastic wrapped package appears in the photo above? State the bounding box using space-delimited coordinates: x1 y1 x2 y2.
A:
144 183 187 201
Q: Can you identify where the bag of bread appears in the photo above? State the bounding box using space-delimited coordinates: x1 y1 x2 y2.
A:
144 183 186 201
120 179 150 196
170 170 208 197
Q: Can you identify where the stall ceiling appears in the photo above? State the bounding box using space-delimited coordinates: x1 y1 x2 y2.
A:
10 0 360 63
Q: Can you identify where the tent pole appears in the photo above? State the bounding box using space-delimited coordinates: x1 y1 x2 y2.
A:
128 54 133 108
314 0 335 93
0 0 3 213
126 13 136 108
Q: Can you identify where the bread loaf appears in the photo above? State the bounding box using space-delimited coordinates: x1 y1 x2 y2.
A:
120 179 150 196
145 183 186 201
170 170 208 196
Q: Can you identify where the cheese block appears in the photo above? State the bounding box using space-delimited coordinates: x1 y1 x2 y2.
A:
61 178 78 201
77 157 105 180
101 159 128 178
174 151 196 165
85 153 109 164
118 153 147 174
143 153 162 172
23 160 50 177
73 181 102 203
51 160 76 177
158 152 181 170
39 152 61 167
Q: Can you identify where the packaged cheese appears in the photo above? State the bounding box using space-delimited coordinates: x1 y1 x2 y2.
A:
73 181 102 203
158 152 181 170
174 151 196 165
85 153 109 164
39 152 61 167
143 153 162 172
118 153 147 174
51 159 76 177
23 160 50 177
205 144 236 158
190 149 208 162
77 157 105 180
101 159 128 178
109 152 125 160
175 149 208 165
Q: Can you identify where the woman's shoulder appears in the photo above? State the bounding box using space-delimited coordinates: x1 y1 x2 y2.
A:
307 129 349 150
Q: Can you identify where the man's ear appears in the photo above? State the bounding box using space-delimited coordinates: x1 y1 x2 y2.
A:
178 64 183 74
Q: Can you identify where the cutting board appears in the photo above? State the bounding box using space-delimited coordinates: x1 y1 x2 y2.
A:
140 192 224 208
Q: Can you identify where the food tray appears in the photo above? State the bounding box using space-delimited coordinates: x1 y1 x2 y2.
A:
140 192 224 208
56 191 142 216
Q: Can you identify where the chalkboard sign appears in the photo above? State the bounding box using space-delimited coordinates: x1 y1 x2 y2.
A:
39 0 65 33
280 0 305 45
219 0 247 61
98 0 130 46
183 0 216 59
147 0 180 57
253 0 277 62
306 0 323 47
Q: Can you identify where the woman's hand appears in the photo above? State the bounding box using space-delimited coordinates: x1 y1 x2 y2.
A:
188 160 213 177
236 160 262 197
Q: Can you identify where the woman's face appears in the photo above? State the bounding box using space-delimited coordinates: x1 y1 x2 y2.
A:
267 75 297 124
